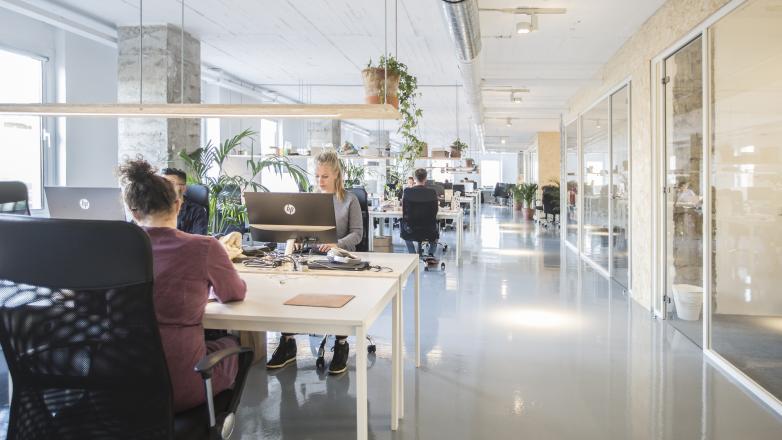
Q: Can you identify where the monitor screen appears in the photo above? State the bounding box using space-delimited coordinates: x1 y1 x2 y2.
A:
244 192 338 244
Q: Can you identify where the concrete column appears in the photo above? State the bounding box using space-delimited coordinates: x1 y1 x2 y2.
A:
536 131 561 188
117 24 200 170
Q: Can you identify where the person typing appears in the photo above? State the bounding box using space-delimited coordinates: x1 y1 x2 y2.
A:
120 158 246 412
267 151 363 375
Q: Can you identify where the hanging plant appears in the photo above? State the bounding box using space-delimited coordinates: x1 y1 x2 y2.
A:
365 55 423 169
450 138 468 158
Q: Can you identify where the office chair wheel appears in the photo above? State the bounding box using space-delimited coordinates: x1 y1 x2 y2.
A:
424 266 429 272
443 244 449 252
316 357 325 370
368 344 376 354
440 262 446 270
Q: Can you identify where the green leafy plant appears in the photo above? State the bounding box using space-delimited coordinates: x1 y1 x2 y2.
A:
341 159 366 187
450 139 468 153
179 129 309 234
512 183 539 208
368 55 424 167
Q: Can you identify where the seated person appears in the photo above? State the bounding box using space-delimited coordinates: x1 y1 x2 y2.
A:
119 158 246 413
402 168 439 256
407 176 415 188
268 151 363 375
162 167 208 235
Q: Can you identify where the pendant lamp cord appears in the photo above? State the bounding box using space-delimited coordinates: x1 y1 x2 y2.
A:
181 0 185 104
139 0 143 105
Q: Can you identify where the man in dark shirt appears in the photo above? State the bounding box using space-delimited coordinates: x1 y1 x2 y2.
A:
401 168 439 255
162 168 209 235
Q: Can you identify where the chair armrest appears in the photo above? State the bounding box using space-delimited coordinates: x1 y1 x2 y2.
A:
194 346 254 379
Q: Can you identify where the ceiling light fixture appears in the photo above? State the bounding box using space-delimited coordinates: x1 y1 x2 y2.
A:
501 137 507 145
515 14 538 34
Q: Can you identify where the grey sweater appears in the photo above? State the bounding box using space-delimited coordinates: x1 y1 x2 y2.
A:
333 191 363 251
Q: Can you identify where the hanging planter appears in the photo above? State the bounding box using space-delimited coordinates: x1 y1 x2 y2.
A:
361 67 400 109
450 139 467 159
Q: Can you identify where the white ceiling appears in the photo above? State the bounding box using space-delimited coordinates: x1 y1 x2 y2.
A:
45 0 664 153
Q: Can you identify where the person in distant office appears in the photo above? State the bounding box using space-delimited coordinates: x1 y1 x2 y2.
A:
402 168 439 256
267 151 363 375
161 168 208 235
119 158 246 413
407 176 415 188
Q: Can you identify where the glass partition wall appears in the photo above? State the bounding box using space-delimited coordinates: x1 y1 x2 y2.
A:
581 100 610 270
562 84 631 287
565 122 578 247
709 0 782 402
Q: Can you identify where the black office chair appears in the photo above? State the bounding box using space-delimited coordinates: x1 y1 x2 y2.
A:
348 187 369 252
0 215 253 440
401 189 445 271
540 185 561 228
0 181 30 215
185 184 210 218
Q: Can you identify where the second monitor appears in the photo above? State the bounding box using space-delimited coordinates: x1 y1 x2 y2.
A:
244 192 337 255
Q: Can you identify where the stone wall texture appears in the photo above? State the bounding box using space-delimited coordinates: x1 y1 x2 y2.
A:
117 24 201 170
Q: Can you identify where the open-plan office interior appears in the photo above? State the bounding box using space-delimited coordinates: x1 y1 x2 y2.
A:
0 0 781 439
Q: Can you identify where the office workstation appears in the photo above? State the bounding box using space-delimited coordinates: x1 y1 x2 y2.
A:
2 1 782 439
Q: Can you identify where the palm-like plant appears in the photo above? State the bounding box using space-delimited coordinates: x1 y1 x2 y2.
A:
179 129 309 234
512 183 539 208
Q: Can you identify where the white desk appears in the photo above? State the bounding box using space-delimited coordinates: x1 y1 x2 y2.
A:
204 274 398 440
455 196 476 231
464 190 481 221
368 209 464 264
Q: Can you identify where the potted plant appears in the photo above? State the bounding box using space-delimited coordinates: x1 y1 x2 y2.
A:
512 183 538 220
450 139 468 159
362 56 401 108
364 55 423 168
179 128 309 234
341 159 366 188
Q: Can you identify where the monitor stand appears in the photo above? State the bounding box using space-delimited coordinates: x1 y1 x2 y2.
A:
284 238 296 256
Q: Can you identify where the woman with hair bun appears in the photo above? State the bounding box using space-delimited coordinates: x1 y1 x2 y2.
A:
118 157 246 412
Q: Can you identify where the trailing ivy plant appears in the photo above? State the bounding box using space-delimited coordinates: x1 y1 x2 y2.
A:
179 128 309 234
369 55 424 168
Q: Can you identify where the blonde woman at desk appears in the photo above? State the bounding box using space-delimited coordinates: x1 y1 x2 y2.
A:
267 151 363 375
118 158 246 412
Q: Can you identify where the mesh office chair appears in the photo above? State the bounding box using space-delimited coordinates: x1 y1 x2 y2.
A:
0 215 253 440
347 187 369 252
401 188 445 270
185 184 210 219
0 181 30 215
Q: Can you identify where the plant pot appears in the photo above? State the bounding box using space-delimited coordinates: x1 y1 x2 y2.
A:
513 200 522 211
450 147 462 158
419 142 429 158
672 284 703 321
362 68 400 109
465 158 475 167
522 207 535 220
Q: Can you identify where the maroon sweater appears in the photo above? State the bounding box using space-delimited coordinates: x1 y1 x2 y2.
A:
143 227 246 412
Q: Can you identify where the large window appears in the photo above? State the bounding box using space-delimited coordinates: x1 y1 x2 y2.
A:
481 159 501 189
0 49 43 209
565 121 578 247
259 119 301 192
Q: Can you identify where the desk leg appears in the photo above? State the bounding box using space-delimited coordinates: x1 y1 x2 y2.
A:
368 215 375 251
457 216 463 266
379 218 385 237
391 283 400 429
356 325 368 440
415 263 420 369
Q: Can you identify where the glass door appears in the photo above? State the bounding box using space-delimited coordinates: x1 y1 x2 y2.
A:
610 86 630 288
663 36 704 345
581 99 610 271
564 121 579 248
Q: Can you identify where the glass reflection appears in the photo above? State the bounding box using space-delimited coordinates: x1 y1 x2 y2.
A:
581 99 610 270
565 122 579 247
710 0 782 401
664 36 704 345
611 86 630 288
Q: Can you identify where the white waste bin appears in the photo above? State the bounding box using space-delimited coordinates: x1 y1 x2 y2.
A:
672 284 703 321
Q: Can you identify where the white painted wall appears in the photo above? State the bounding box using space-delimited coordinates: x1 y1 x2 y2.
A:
61 31 118 187
0 7 118 188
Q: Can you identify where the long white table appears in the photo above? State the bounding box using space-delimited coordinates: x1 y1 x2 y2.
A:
455 196 476 230
368 209 464 264
233 252 421 426
204 274 398 440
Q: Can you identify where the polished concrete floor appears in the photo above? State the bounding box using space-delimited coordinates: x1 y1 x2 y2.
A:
232 205 782 439
1 206 782 439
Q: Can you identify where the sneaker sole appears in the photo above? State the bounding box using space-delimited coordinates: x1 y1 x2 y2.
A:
328 365 348 375
266 357 296 369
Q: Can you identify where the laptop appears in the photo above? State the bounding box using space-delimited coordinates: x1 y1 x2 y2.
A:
45 187 127 221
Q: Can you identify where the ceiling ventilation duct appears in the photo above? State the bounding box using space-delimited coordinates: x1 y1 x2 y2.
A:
440 0 485 152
